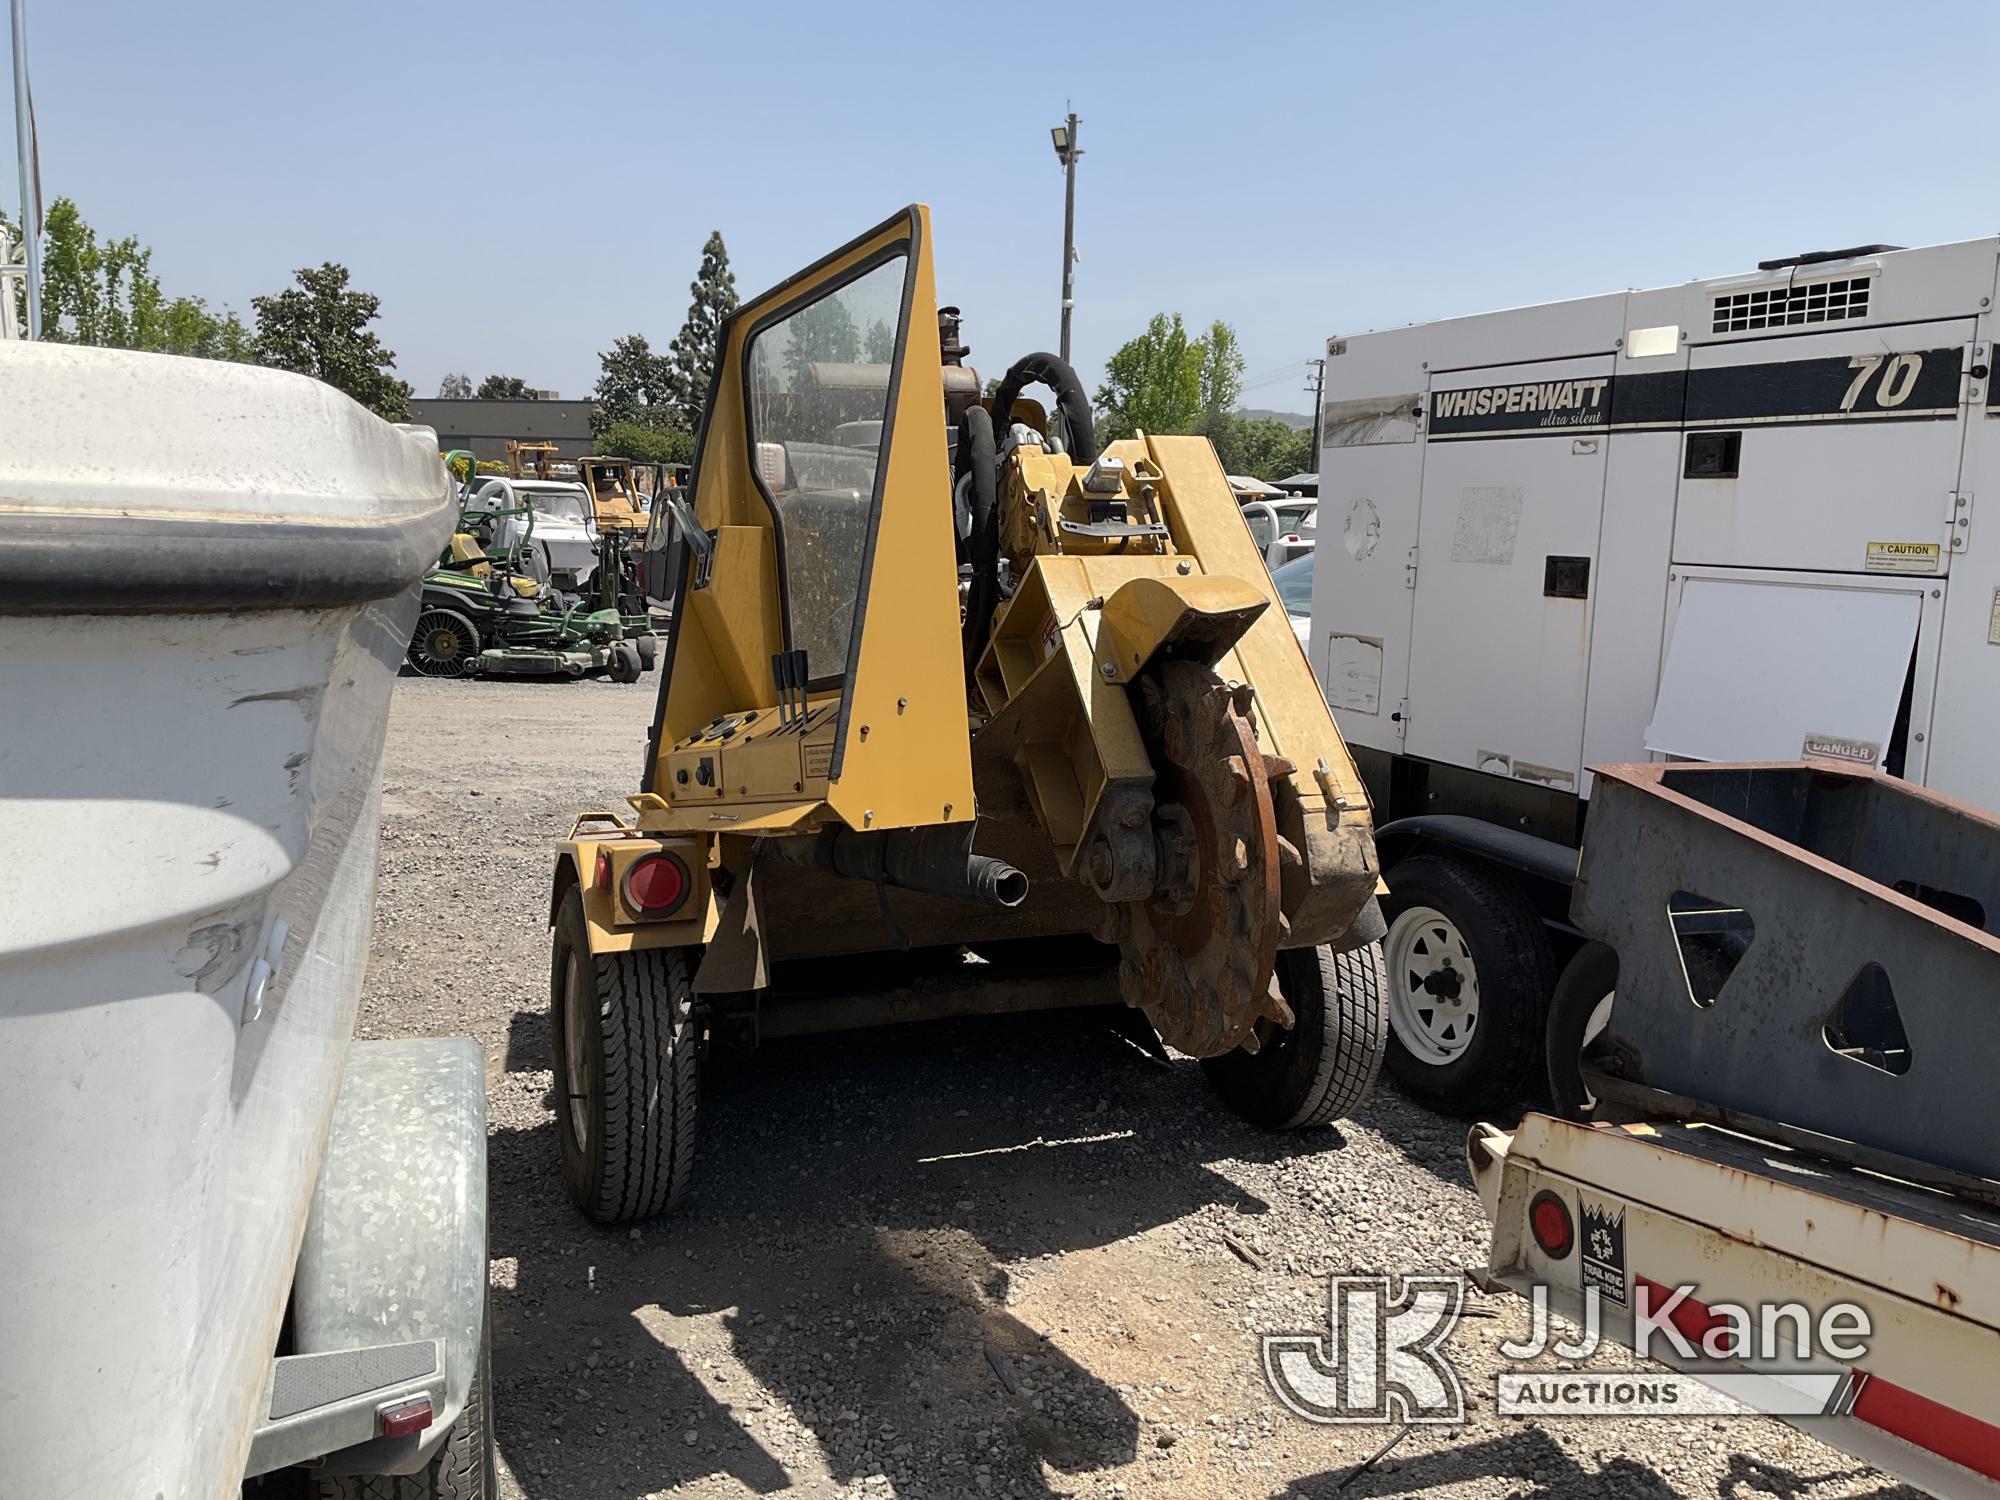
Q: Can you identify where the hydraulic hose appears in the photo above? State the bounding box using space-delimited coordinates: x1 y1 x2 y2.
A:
990 352 1099 467
955 404 999 676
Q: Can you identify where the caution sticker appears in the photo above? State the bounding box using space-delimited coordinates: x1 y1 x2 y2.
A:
1865 540 1941 573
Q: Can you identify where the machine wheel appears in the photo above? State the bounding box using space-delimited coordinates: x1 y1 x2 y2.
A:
316 1288 495 1499
1380 855 1554 1115
607 640 643 683
548 887 700 1224
1546 939 1619 1121
633 633 659 671
1202 942 1389 1129
408 608 481 678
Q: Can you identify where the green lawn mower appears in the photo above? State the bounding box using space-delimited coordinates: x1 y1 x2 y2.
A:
406 463 658 681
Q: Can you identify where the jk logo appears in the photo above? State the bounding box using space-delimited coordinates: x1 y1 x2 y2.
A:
1262 1275 1467 1425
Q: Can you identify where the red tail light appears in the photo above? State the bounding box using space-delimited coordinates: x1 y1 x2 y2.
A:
1528 1190 1574 1258
623 852 690 916
378 1396 433 1438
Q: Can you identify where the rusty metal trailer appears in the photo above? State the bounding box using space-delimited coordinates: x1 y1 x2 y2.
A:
1470 761 2000 1497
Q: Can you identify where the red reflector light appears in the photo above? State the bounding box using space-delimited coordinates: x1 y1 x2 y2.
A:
594 849 613 890
1528 1190 1574 1258
379 1396 434 1438
623 853 689 915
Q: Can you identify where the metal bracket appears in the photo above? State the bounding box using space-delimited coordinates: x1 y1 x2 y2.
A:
663 494 716 588
1949 490 1972 554
1404 546 1419 590
1391 699 1410 741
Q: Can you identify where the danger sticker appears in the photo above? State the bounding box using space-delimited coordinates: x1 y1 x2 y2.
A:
803 743 833 779
1865 540 1941 573
1803 734 1880 767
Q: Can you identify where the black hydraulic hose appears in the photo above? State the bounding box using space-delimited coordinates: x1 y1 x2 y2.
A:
956 405 999 676
990 351 1099 467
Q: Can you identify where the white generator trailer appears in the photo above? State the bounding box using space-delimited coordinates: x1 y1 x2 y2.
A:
1312 237 2000 1110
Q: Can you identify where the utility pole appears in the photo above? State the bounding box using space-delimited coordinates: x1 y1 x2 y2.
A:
1305 357 1326 463
1051 112 1081 363
11 0 41 339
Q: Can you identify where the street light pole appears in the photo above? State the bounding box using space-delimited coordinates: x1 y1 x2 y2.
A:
11 0 41 340
1052 112 1080 364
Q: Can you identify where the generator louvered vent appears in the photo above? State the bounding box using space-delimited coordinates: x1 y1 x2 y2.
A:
1711 277 1869 333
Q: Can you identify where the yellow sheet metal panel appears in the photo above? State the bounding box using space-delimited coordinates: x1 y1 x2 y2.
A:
1098 572 1270 684
823 207 976 831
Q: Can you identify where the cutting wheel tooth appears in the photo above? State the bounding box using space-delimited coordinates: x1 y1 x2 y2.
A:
1229 682 1256 715
1263 753 1296 780
1276 835 1303 869
1222 755 1252 806
1276 911 1293 941
1222 835 1250 883
1263 975 1297 1029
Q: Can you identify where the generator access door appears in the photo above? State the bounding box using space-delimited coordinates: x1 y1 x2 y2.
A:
1673 319 1972 575
1406 355 1614 795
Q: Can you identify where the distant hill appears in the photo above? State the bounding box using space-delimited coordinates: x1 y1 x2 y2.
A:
1236 408 1313 430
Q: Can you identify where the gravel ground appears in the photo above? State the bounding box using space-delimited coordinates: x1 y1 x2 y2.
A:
362 676 1916 1500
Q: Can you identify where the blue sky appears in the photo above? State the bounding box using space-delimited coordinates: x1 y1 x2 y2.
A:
12 0 1998 412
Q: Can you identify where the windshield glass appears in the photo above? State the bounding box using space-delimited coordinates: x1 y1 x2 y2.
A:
1277 503 1316 534
522 486 591 524
745 252 906 684
1270 554 1314 615
1243 506 1277 552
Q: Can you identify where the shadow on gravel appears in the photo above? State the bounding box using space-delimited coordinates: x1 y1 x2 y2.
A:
1279 1426 1922 1500
487 1005 1364 1498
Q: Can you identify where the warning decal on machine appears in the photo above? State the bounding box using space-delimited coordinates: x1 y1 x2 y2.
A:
803 742 833 779
1865 540 1941 573
1578 1199 1628 1307
1989 588 2000 646
1802 734 1881 767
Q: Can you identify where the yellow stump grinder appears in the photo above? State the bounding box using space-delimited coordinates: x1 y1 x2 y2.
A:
547 207 1386 1223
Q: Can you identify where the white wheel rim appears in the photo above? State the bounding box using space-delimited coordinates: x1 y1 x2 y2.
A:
1385 904 1481 1065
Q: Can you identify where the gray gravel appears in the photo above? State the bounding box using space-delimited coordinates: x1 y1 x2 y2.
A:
362 676 1916 1500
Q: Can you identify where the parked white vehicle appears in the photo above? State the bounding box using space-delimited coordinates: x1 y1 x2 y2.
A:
466 475 601 586
1241 497 1318 567
1313 236 2000 1111
0 342 492 1497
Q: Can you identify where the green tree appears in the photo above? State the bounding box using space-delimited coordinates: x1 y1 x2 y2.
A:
475 374 536 400
252 262 411 419
863 318 895 365
592 333 674 434
1211 415 1315 483
438 372 473 398
595 420 695 466
10 197 252 358
1094 313 1205 441
1196 320 1244 435
784 294 860 386
664 230 738 428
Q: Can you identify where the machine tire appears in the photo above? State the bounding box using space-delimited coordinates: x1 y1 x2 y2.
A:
1546 939 1619 1121
315 1288 496 1499
548 888 700 1224
608 640 643 683
1380 855 1554 1115
633 633 659 671
408 608 481 678
1201 942 1388 1129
